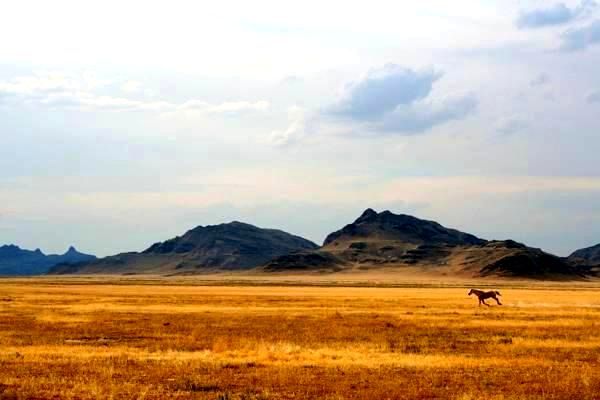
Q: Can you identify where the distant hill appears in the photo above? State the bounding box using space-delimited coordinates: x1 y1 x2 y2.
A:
265 209 586 279
473 241 584 278
569 243 600 265
324 208 485 247
49 221 318 274
568 243 600 275
0 245 96 275
45 211 590 279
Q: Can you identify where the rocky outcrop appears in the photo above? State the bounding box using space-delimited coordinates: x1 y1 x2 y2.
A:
262 251 344 272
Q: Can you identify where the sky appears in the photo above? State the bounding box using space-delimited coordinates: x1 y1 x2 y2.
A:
2 0 600 257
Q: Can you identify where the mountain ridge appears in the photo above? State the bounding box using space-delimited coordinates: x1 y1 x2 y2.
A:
266 209 586 279
12 209 596 279
49 221 318 274
0 245 96 275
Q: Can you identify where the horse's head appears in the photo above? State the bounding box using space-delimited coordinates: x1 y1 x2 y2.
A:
468 289 474 296
495 291 502 296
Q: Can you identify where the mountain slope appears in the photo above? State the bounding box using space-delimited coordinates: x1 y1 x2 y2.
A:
50 221 318 274
568 243 600 276
569 243 600 265
321 208 484 265
324 208 484 247
266 209 586 279
0 245 96 275
262 251 345 272
473 241 584 278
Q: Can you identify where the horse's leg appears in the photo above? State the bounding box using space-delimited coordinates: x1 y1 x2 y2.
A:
494 296 502 305
482 299 490 307
478 298 482 307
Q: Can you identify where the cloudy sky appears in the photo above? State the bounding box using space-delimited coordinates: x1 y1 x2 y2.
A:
2 0 600 257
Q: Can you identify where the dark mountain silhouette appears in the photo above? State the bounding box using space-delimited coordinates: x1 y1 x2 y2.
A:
43 210 590 279
568 243 600 276
478 241 585 278
569 243 600 265
263 251 344 272
0 245 96 275
324 208 485 247
266 209 586 279
50 221 318 274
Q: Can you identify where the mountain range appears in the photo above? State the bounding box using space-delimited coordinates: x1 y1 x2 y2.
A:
3 208 598 279
0 245 96 275
49 221 317 275
264 209 585 279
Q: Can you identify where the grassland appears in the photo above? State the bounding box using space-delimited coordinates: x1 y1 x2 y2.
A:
1 277 600 399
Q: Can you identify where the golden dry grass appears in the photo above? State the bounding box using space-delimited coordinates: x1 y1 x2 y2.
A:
1 278 600 399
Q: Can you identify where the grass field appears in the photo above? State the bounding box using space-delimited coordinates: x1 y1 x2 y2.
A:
1 278 600 399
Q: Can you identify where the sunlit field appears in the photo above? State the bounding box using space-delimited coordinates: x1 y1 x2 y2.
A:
1 278 600 399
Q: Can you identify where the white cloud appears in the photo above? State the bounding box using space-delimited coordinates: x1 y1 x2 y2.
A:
496 117 529 135
328 65 441 120
120 80 142 94
0 73 269 115
325 64 476 135
560 19 600 51
516 1 597 29
179 100 270 114
376 94 477 134
269 106 308 146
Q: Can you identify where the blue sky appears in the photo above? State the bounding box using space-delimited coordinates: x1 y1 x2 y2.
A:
2 0 600 256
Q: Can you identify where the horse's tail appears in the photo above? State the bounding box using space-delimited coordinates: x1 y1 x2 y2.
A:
495 291 502 296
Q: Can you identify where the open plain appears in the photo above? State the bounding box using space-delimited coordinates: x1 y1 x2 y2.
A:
1 276 600 399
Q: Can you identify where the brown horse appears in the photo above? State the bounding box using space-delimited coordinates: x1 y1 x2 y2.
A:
468 289 502 306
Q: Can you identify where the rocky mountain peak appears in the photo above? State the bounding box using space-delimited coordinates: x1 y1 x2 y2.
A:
324 209 485 247
65 246 78 254
356 208 378 223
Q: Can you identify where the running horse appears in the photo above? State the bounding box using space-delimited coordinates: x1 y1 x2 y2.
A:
468 289 502 306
